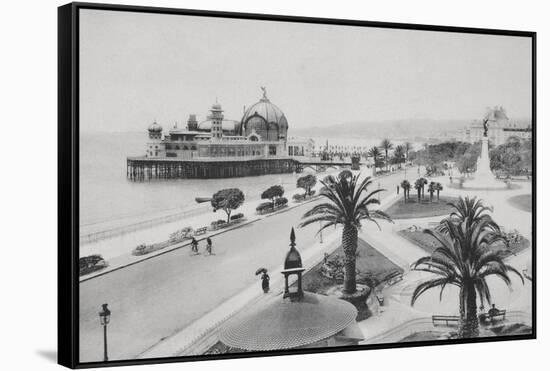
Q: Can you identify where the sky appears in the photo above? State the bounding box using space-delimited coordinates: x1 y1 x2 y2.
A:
79 9 532 133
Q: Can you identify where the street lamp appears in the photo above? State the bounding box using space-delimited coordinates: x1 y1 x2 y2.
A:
99 303 111 362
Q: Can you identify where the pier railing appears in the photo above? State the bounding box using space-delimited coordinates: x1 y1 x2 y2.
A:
80 205 210 245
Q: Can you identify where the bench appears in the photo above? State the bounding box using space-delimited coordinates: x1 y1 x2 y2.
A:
432 315 460 327
479 310 506 324
385 272 404 287
194 227 208 236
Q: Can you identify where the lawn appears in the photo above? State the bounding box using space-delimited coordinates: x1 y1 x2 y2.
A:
399 228 530 256
508 194 532 212
300 238 403 295
385 195 459 219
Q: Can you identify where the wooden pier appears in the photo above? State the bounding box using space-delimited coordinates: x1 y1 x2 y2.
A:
127 157 300 180
126 156 360 181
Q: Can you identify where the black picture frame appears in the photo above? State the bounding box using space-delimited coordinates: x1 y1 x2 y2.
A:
58 2 537 369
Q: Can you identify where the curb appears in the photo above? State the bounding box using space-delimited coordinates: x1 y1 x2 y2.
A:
80 196 322 283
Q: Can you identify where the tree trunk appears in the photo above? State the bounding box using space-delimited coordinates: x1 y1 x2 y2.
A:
458 286 465 330
417 189 421 202
226 210 231 223
459 283 479 338
429 192 433 202
437 190 440 201
342 224 358 294
403 190 407 203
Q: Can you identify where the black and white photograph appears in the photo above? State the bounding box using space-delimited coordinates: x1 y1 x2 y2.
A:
57 2 535 368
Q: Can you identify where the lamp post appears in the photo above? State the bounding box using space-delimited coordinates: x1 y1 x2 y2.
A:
99 303 111 362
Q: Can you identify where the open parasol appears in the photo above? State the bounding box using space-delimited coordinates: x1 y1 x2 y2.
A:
255 267 268 275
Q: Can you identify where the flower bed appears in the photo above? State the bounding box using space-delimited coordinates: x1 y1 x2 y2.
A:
209 215 246 230
79 254 108 276
168 226 194 243
132 240 173 256
291 190 316 203
399 227 530 256
256 198 289 215
300 238 403 296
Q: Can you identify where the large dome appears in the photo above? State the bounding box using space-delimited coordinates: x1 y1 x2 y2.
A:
241 88 288 141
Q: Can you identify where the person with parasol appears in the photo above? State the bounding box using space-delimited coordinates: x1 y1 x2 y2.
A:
255 268 270 293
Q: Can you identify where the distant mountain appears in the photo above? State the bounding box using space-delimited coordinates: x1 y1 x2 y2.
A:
289 119 472 141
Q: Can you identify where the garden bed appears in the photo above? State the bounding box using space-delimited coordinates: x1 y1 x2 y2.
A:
398 228 530 256
384 195 459 219
300 238 403 296
508 194 532 212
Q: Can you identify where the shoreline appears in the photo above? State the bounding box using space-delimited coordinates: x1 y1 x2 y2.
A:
79 168 406 281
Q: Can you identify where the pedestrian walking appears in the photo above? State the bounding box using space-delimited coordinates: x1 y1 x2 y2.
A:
191 237 199 254
206 237 213 255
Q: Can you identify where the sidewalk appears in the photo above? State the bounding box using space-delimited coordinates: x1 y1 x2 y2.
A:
80 195 321 282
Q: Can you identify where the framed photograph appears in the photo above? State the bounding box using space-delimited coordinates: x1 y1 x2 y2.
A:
58 2 536 368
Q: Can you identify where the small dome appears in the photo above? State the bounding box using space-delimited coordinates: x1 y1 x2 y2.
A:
284 228 303 270
148 121 163 132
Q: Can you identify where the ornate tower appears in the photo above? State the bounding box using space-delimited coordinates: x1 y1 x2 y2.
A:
281 228 305 301
147 121 162 140
209 102 224 140
187 114 198 131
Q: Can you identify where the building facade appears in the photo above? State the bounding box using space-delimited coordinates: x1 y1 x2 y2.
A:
287 137 315 157
130 89 306 180
463 106 532 146
145 89 289 161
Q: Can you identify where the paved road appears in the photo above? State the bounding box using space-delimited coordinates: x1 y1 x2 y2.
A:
79 170 407 362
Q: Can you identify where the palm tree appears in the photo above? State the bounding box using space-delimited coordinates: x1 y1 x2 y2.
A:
411 200 523 338
443 196 500 232
418 177 428 199
394 145 405 169
367 146 382 176
434 182 443 201
380 139 393 171
299 173 392 293
414 178 424 202
400 180 411 202
427 182 435 202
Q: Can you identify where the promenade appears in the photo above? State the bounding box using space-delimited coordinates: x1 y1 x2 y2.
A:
79 167 532 361
79 169 407 362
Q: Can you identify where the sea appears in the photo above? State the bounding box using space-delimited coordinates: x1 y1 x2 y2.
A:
79 132 417 258
79 132 399 228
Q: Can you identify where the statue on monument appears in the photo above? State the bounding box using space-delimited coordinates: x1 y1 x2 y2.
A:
482 118 489 137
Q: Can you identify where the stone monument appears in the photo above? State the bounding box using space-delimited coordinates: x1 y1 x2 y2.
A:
463 118 506 189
